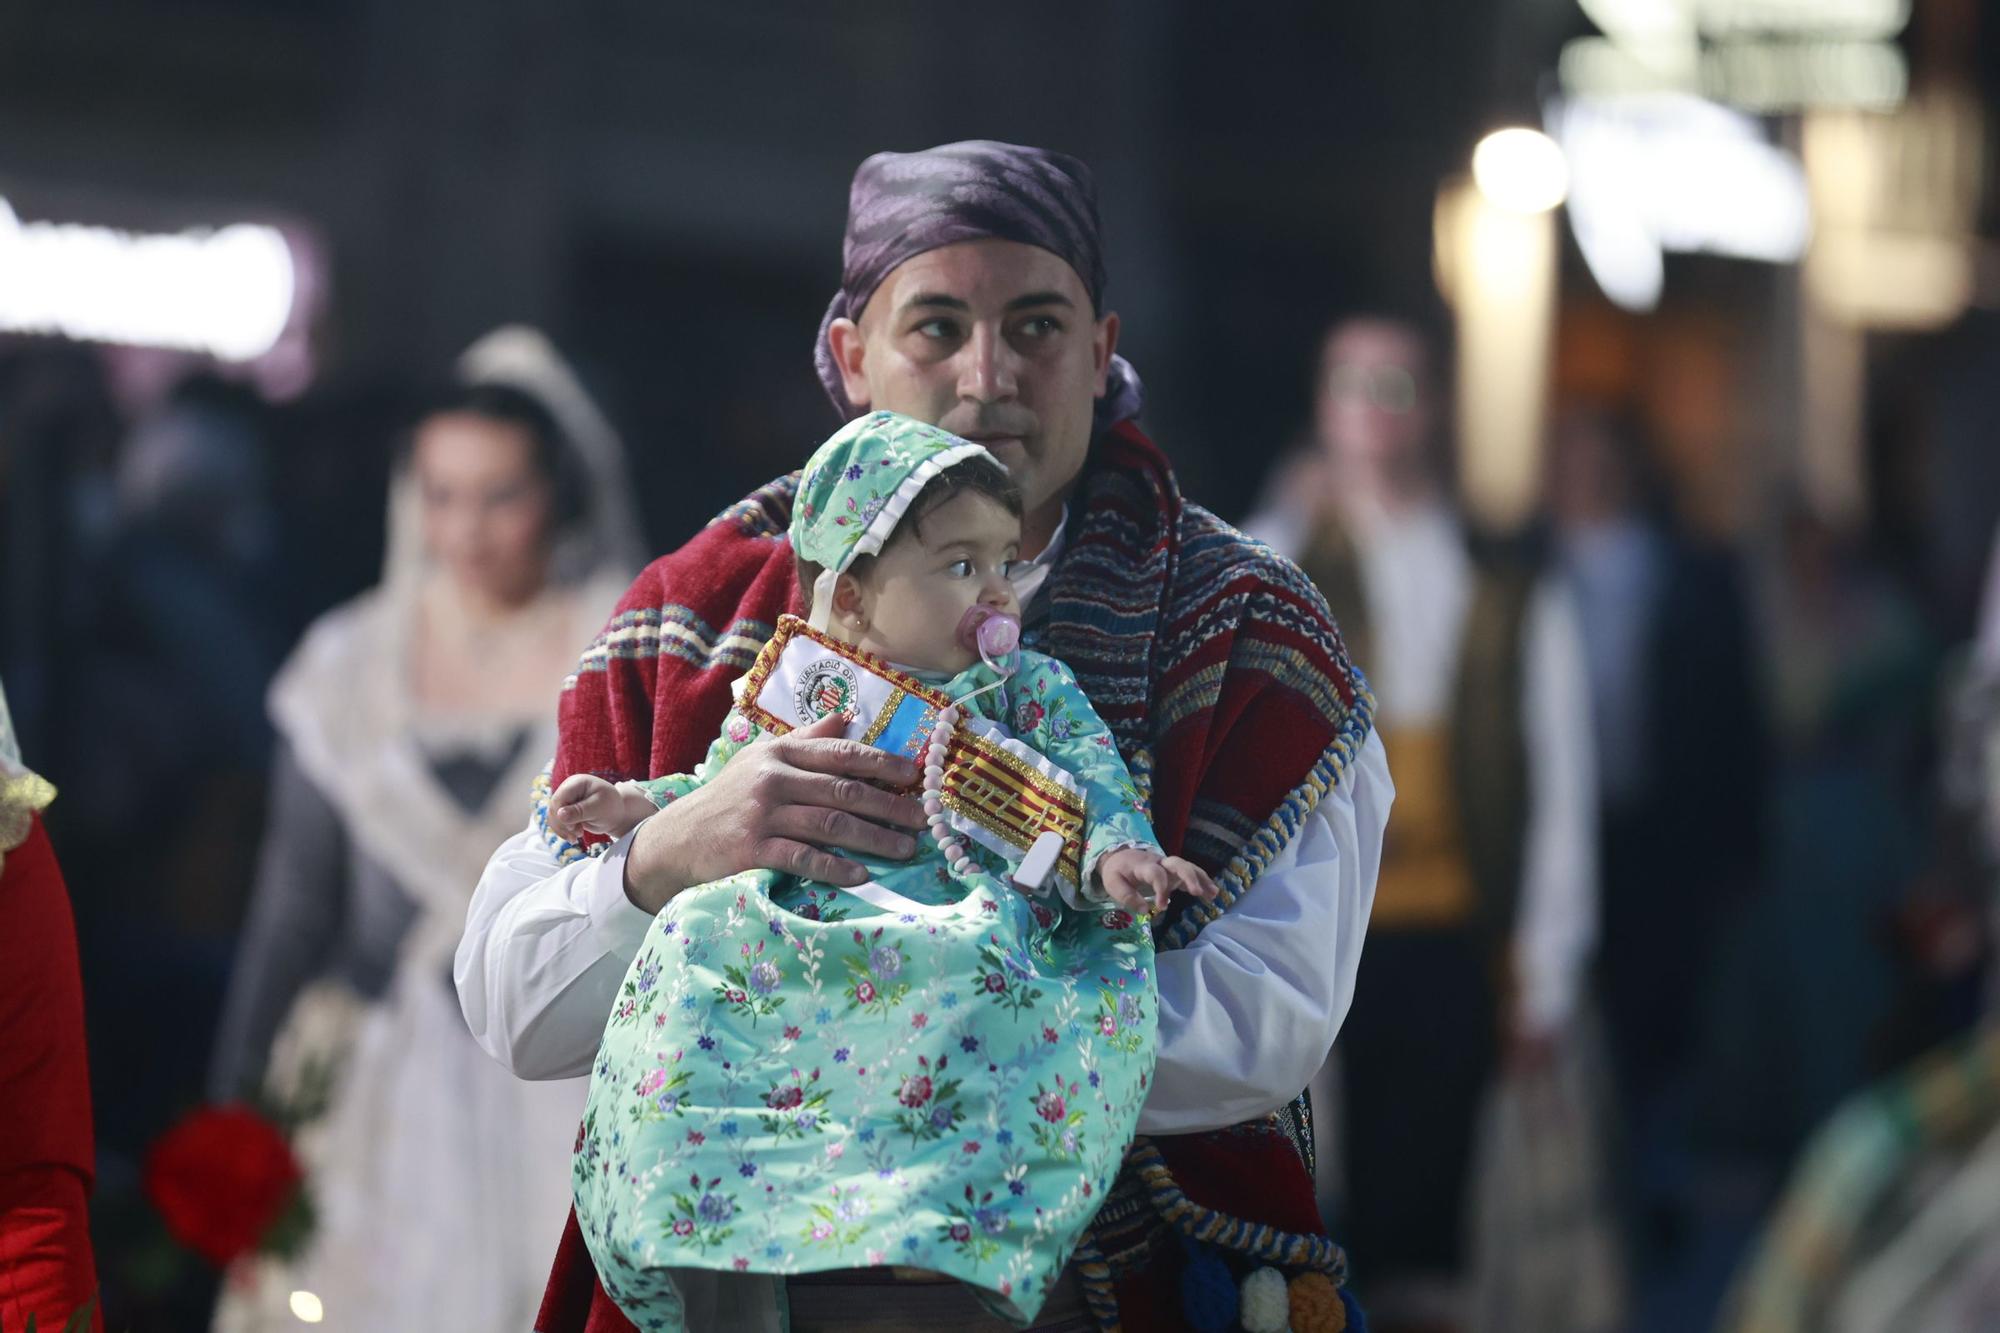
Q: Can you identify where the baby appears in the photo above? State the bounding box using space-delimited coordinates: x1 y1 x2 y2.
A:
564 412 1213 1331
548 477 1211 913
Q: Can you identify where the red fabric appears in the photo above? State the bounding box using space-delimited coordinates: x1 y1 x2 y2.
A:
0 815 101 1331
537 1211 633 1333
538 426 1364 1331
1153 1125 1327 1237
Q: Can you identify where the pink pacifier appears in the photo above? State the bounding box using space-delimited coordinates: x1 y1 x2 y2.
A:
956 604 1021 674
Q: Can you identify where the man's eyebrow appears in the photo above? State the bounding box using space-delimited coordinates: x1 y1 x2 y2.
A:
900 293 970 314
1006 291 1074 311
896 291 1076 315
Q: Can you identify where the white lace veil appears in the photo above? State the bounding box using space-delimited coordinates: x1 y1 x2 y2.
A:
379 324 648 605
267 326 645 904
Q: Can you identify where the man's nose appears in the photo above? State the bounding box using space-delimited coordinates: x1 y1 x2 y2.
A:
956 323 1019 403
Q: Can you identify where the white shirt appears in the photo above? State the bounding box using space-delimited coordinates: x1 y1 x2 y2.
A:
455 514 1393 1135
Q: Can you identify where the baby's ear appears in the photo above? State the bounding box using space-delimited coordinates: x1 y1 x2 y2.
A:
832 572 867 618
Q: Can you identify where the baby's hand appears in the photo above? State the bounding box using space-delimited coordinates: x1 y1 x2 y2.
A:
549 773 659 844
1095 848 1220 914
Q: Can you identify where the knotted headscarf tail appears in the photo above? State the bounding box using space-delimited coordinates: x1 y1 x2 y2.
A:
812 139 1144 432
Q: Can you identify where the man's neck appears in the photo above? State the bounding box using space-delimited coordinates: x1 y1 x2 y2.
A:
1021 496 1069 561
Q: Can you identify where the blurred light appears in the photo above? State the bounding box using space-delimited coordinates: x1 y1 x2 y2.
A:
1696 0 1909 40
1434 177 1558 530
1562 0 1909 110
288 1291 324 1324
1802 94 1984 329
1551 94 1810 311
1471 129 1570 215
0 197 295 361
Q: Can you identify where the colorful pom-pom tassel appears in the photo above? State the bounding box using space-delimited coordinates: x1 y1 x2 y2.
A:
1340 1285 1367 1333
1287 1271 1348 1333
1178 1238 1238 1333
1239 1266 1290 1332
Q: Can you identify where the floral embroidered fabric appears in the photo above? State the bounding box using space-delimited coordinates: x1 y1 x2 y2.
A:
573 643 1159 1330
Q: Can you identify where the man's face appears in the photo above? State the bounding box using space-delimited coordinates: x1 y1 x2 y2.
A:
831 239 1117 527
1315 319 1436 483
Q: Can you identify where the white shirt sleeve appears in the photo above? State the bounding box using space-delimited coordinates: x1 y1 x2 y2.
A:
1138 728 1392 1135
459 731 1394 1126
455 822 657 1081
1510 580 1600 1037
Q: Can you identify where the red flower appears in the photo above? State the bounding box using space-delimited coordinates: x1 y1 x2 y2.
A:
673 1218 695 1236
766 1085 805 1111
898 1075 934 1107
1042 1026 1058 1044
144 1103 303 1267
949 1222 972 1243
911 1012 929 1030
1034 1091 1066 1123
1101 909 1133 931
726 988 747 1005
963 1140 982 1154
855 980 877 1004
784 1025 803 1040
1017 701 1045 731
983 973 1007 994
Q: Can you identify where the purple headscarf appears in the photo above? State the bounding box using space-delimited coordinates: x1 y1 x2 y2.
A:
812 139 1144 432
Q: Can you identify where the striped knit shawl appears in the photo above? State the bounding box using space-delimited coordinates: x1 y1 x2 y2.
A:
543 421 1375 1323
553 423 1372 922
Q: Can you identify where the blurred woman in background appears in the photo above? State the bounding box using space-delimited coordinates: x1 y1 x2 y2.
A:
208 327 642 1331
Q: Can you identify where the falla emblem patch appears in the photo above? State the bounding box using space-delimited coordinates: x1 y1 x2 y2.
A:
794 657 861 722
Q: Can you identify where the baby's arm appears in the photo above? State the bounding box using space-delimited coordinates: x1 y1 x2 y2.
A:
547 774 662 843
1010 654 1218 912
548 703 766 846
1096 846 1218 914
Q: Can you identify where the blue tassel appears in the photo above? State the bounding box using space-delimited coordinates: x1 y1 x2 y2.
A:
1178 1235 1238 1332
1339 1284 1369 1333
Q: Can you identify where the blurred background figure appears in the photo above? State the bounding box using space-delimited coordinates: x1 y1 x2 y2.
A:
1718 518 2000 1333
1544 401 1769 1330
0 676 103 1333
204 328 641 1331
1249 314 1609 1333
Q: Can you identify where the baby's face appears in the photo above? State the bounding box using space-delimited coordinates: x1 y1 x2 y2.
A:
852 490 1022 674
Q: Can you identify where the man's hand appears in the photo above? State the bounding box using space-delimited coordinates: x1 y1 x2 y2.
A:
1095 848 1220 914
622 713 926 913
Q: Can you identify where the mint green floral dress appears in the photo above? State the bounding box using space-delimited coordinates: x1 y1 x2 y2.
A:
573 650 1159 1330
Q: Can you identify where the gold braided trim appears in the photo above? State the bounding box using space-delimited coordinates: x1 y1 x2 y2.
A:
939 731 1087 880
0 769 57 869
857 699 903 748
